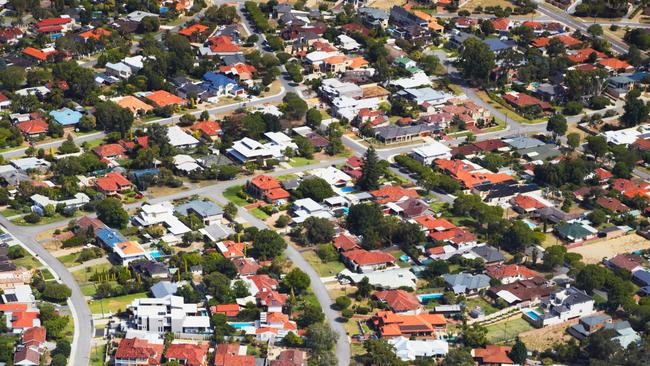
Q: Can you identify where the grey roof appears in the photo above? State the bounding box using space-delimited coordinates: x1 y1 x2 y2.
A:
633 269 650 286
203 223 233 241
483 38 517 52
373 124 439 141
221 54 247 66
518 144 561 161
503 136 545 150
443 272 491 292
534 206 578 224
197 154 233 167
281 178 301 190
471 245 505 263
474 182 537 200
581 314 612 327
175 200 223 218
151 281 179 298
359 7 389 20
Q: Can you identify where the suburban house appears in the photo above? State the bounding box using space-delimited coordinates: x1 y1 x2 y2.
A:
486 264 540 284
247 175 291 203
341 249 396 273
95 172 133 196
410 141 452 165
114 334 164 366
175 200 224 225
442 273 491 294
128 295 212 335
372 310 447 339
524 286 596 327
164 343 210 366
374 290 423 314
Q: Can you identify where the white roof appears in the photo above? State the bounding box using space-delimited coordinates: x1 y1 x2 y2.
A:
600 126 645 146
106 62 131 73
339 268 417 289
309 166 352 185
412 141 451 158
496 290 521 304
264 131 298 149
31 192 89 208
293 126 313 137
306 51 339 63
388 337 449 361
228 137 284 161
167 126 199 147
293 198 323 212
389 72 431 89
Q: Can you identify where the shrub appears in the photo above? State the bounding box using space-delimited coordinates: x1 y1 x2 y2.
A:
563 101 583 115
341 308 354 319
23 212 41 224
335 296 352 310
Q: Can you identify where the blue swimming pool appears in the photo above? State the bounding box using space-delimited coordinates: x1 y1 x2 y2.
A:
525 310 541 321
149 250 164 259
228 322 255 329
417 293 444 303
340 187 355 193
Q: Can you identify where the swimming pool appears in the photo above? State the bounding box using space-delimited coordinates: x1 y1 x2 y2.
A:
228 322 255 329
525 310 541 321
340 187 355 193
417 293 444 303
149 250 164 259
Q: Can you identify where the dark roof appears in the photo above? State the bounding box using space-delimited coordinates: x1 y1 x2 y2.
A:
475 182 538 200
130 261 168 277
471 245 505 263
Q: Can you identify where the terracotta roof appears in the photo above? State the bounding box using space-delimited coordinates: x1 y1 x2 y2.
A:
374 290 421 312
566 48 606 63
633 138 650 151
219 240 245 259
93 143 125 158
36 17 72 27
249 274 279 292
429 227 476 245
486 264 539 280
116 241 144 255
413 215 456 231
210 304 240 317
22 327 46 344
323 55 348 65
12 311 39 328
503 92 551 110
232 257 260 275
370 185 419 204
472 139 506 152
115 337 164 364
22 47 55 61
191 120 221 136
596 196 629 213
512 194 546 210
333 234 360 251
115 96 154 114
341 23 369 36
349 56 369 69
265 187 290 200
598 58 632 70
522 20 543 29
250 175 281 191
373 310 446 337
219 63 256 79
145 90 186 107
490 17 509 31
594 168 613 181
608 253 644 271
346 156 364 169
165 343 209 366
435 159 514 188
341 249 396 266
473 345 513 365
95 172 132 192
79 28 111 40
16 119 48 135
270 349 305 366
488 277 553 302
208 35 240 53
179 24 209 36
257 289 288 307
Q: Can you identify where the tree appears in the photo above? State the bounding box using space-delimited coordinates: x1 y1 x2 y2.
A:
356 276 372 298
585 136 608 158
252 229 287 260
442 348 475 366
42 283 72 303
361 339 405 366
305 323 338 364
418 54 441 75
543 245 567 270
284 267 310 294
509 337 528 364
205 4 240 24
95 101 134 137
224 202 238 221
588 24 603 37
303 217 335 244
462 323 488 347
297 177 334 202
588 208 607 226
480 19 495 35
294 135 314 159
357 146 382 191
96 198 129 228
621 91 649 127
306 108 322 128
299 303 325 328
8 245 26 259
78 114 96 132
499 220 542 252
282 92 308 120
50 354 68 366
547 114 568 137
458 37 495 85
138 16 160 33
0 66 25 91
335 296 351 310
52 339 71 358
58 135 80 154
567 132 581 150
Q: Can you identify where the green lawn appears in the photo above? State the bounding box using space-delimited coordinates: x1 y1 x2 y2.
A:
12 211 83 226
89 343 106 366
13 255 41 270
485 317 533 343
276 174 298 181
39 269 55 281
223 185 249 206
249 208 269 220
81 281 119 297
289 157 317 167
0 207 24 217
57 252 81 267
73 263 113 283
302 250 345 277
463 297 499 315
82 137 105 149
89 292 148 314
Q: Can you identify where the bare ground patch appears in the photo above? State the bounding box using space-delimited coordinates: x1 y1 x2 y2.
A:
568 233 650 264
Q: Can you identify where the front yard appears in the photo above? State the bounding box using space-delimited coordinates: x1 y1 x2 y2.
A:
88 291 148 315
223 185 250 206
301 249 345 277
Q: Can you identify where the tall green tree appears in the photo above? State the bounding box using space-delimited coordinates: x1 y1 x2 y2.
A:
509 337 528 364
96 198 129 228
357 146 381 191
458 38 495 85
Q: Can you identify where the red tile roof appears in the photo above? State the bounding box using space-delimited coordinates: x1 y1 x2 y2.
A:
250 175 281 191
179 24 209 37
208 35 240 53
115 337 164 365
93 143 125 158
36 17 72 27
79 28 111 40
214 343 257 366
210 304 240 317
373 310 446 338
16 119 48 135
341 249 396 266
370 185 419 204
145 90 186 107
333 234 360 251
191 120 221 136
22 326 46 344
219 64 257 79
503 92 551 110
165 343 209 366
22 47 55 61
429 227 476 245
598 58 632 70
413 215 456 231
95 172 132 192
490 17 509 31
596 196 629 213
374 290 421 312
608 253 644 271
594 168 613 181
486 264 539 280
232 257 260 275
566 48 606 63
473 345 513 365
13 311 39 328
512 194 546 210
249 274 279 293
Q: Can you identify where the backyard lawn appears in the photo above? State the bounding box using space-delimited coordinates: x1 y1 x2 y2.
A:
57 252 83 267
223 185 249 206
485 316 534 343
13 255 42 270
89 292 148 315
302 250 345 277
73 263 112 283
463 296 499 315
89 344 106 366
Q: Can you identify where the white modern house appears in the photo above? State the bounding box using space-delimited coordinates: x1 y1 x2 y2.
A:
227 137 286 163
524 286 596 327
128 295 212 335
388 337 449 361
309 166 352 187
291 198 333 223
113 240 151 266
411 141 452 165
132 202 191 239
31 193 89 212
167 126 199 149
